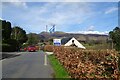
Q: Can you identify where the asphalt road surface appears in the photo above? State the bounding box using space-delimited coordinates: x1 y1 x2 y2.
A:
2 51 54 78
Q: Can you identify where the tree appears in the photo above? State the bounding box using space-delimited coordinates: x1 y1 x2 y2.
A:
48 38 53 45
0 20 2 43
11 26 28 47
109 27 120 51
27 33 39 45
0 20 2 31
1 20 28 52
2 20 12 40
1 20 20 52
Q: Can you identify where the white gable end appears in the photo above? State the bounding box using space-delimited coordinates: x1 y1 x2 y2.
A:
64 37 86 49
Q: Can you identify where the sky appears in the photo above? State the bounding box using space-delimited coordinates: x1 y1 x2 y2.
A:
1 0 119 35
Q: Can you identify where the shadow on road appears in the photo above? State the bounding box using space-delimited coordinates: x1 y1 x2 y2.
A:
1 53 21 60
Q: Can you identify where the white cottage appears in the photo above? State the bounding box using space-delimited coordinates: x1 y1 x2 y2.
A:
64 37 86 49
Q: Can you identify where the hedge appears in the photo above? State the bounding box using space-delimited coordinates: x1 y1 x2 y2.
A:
44 45 119 79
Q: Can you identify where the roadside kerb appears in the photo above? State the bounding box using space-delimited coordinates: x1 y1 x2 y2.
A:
1 52 23 61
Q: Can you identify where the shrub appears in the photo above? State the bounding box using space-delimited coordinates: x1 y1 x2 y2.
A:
2 43 12 52
52 46 119 79
2 39 19 52
44 45 54 52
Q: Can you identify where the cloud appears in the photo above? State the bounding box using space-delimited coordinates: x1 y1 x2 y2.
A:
0 17 2 20
68 30 109 35
78 31 109 35
105 7 118 14
12 2 27 8
42 3 93 26
87 26 95 31
2 0 119 2
2 2 117 34
2 0 28 9
68 25 109 35
9 2 93 33
64 0 119 2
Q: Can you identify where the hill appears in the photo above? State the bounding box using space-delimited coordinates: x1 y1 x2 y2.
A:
38 31 109 44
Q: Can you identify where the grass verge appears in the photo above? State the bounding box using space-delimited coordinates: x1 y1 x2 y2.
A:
48 54 70 78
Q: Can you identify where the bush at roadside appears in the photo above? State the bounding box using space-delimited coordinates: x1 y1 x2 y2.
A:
53 47 119 79
44 45 119 79
2 39 19 52
43 45 54 52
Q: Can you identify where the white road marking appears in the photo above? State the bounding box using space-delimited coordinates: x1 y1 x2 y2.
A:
44 53 47 66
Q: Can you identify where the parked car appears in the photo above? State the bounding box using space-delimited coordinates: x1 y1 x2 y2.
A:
20 48 23 51
27 46 36 52
24 47 27 51
20 47 27 52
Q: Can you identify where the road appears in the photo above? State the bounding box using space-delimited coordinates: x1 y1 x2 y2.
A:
2 51 54 78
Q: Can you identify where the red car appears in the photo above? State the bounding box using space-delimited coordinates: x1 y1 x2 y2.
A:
20 47 27 52
27 46 36 52
24 47 27 51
